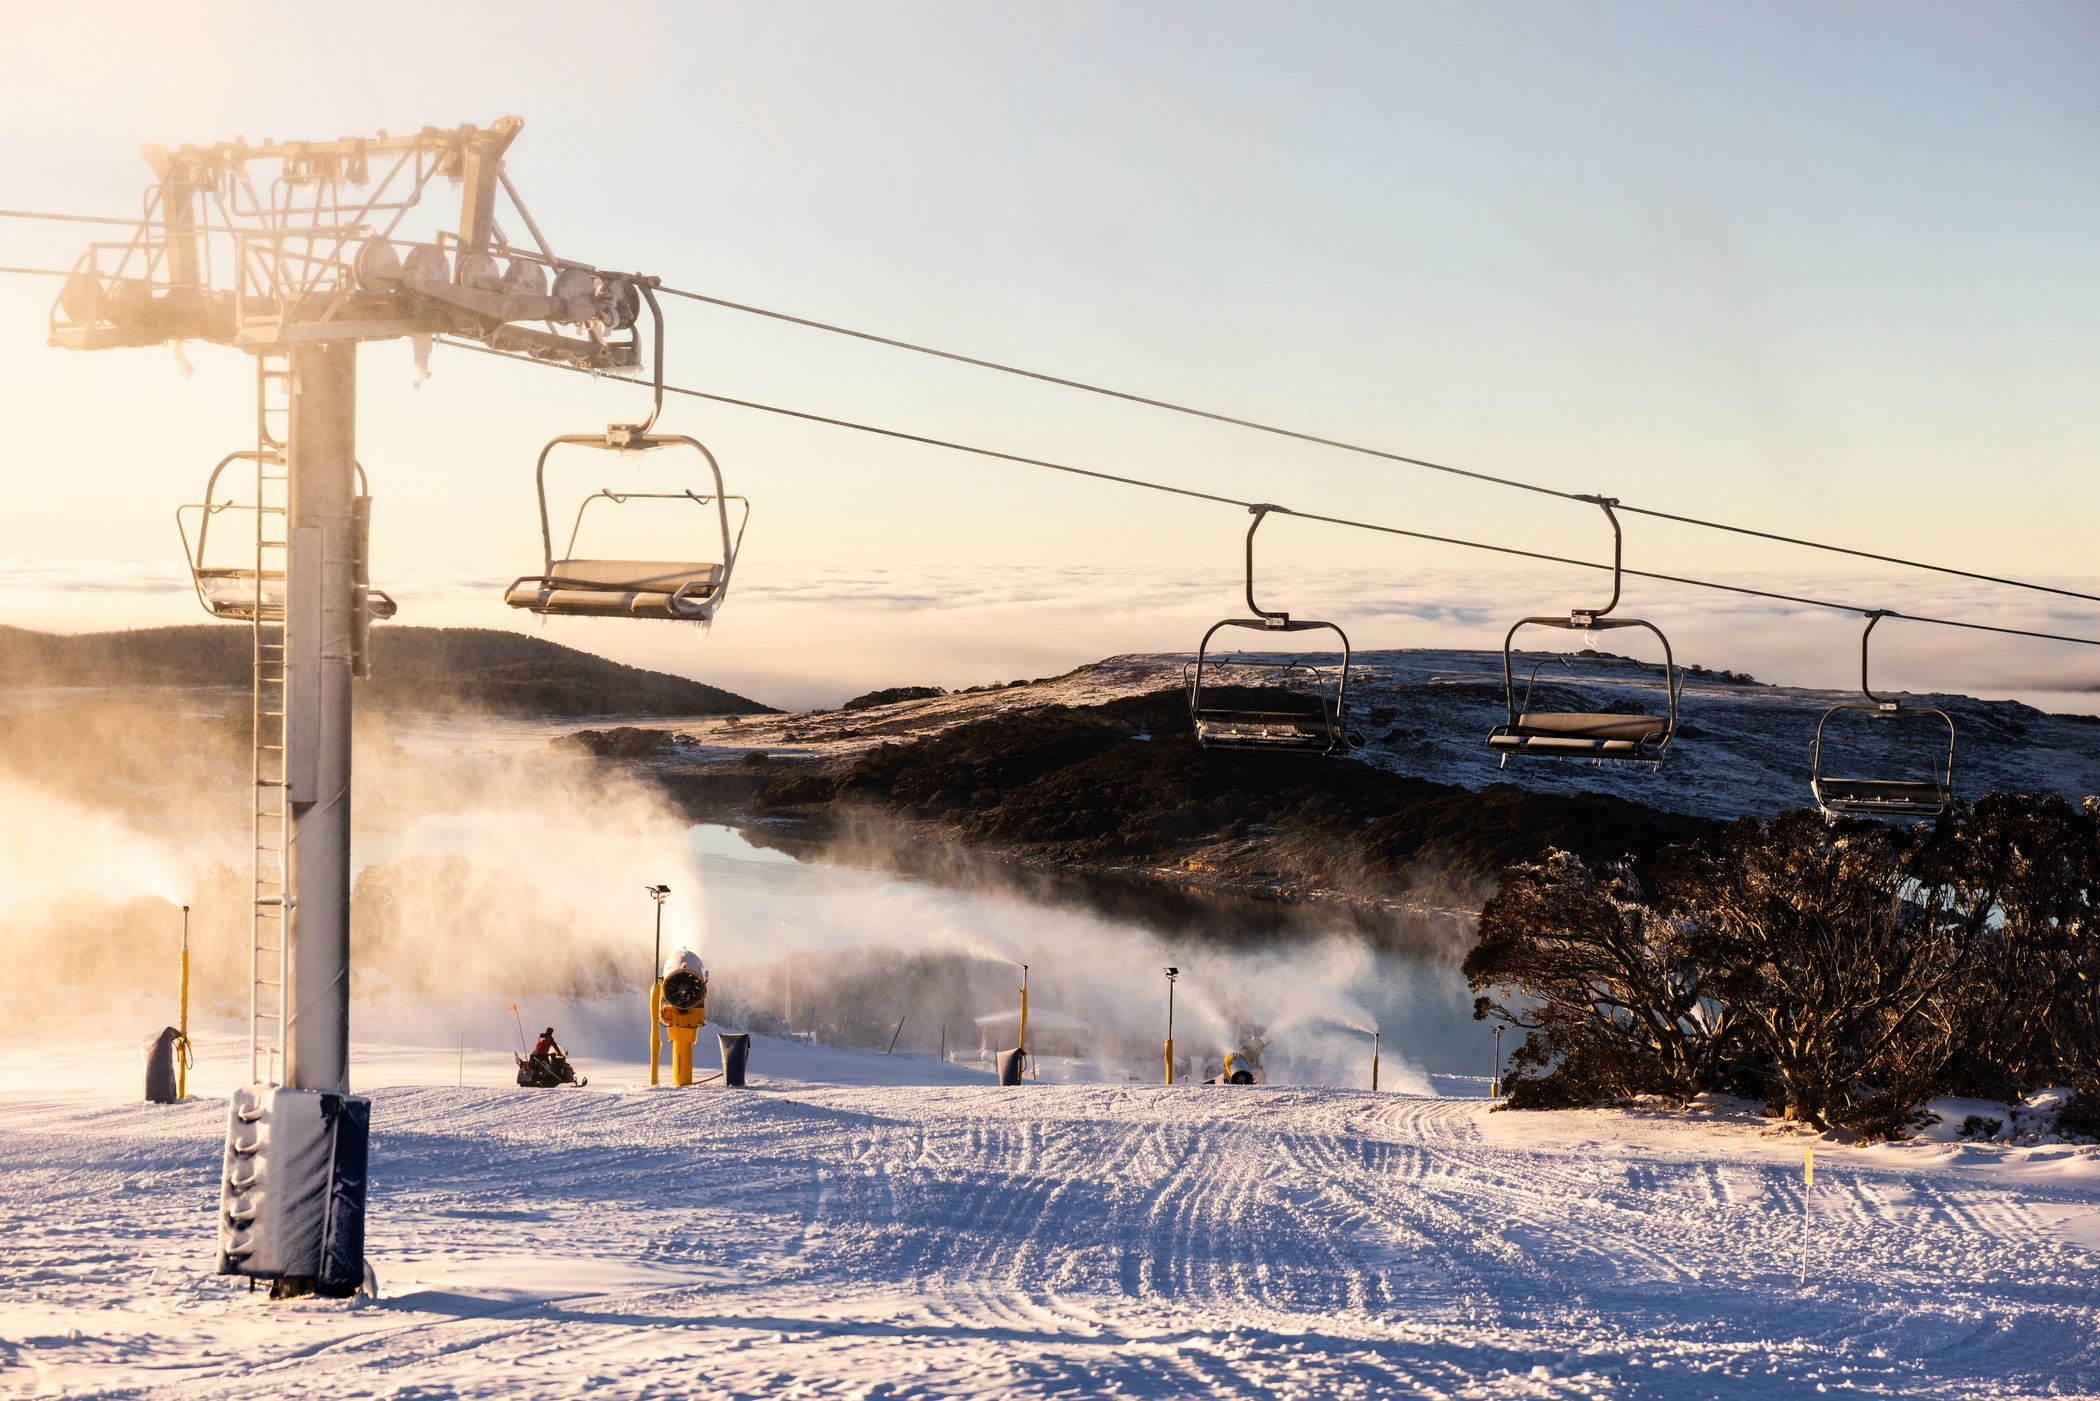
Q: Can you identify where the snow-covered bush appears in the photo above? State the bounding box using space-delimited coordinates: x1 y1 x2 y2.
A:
1469 794 2100 1138
1465 851 1734 1109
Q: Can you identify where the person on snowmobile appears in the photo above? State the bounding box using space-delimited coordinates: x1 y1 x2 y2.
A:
518 1027 586 1088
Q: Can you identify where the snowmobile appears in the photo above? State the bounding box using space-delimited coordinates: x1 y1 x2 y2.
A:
515 1042 587 1088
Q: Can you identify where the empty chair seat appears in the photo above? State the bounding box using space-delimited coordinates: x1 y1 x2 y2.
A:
1506 712 1668 742
1811 776 1949 816
193 568 285 620
1194 705 1340 750
505 558 722 618
1488 710 1672 758
1814 777 1940 810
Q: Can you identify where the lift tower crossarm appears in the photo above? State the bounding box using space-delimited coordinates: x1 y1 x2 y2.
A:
48 118 639 370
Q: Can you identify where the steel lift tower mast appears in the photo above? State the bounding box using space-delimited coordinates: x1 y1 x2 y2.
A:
50 118 648 1296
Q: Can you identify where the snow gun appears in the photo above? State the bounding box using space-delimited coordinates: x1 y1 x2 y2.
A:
658 948 709 1086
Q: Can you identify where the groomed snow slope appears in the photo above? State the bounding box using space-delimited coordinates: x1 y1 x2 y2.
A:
5 1036 2099 1399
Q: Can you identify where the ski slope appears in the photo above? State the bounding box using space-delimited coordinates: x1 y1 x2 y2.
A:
4 1034 2098 1399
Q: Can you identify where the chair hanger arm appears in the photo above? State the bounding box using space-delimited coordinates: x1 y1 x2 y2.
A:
1243 504 1291 625
1860 610 1898 709
1572 494 1622 622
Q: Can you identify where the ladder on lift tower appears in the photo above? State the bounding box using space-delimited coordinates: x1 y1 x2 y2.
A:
250 355 292 1085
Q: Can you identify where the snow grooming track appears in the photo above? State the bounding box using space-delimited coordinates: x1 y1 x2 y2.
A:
4 1049 2100 1400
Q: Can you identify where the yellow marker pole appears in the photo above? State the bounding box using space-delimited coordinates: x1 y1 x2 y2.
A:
176 905 191 1101
648 978 663 1086
1799 1143 1815 1285
1163 968 1177 1086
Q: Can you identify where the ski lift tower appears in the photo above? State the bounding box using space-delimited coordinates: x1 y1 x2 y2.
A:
48 117 649 1296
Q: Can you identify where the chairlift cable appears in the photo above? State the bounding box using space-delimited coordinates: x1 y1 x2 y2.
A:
5 203 2094 605
654 286 1569 501
0 265 70 278
653 284 2100 608
437 337 2100 652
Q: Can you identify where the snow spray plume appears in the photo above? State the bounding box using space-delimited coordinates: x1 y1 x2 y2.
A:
0 691 708 1048
1 687 1438 1084
686 816 1433 1091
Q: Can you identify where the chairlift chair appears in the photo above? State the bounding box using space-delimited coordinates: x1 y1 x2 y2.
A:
1486 496 1680 764
502 284 749 624
1186 506 1352 754
1809 611 1956 819
177 450 396 624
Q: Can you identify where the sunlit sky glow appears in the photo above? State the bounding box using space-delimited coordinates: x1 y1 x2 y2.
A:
1 1 2094 711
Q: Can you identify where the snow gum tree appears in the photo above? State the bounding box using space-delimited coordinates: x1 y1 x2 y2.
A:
1465 851 1732 1108
1666 812 1992 1135
1468 796 2098 1138
1937 794 2100 1095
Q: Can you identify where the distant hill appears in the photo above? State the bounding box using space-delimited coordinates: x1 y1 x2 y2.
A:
0 624 773 717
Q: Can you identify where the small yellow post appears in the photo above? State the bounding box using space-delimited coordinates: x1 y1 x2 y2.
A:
648 978 663 1086
1799 1143 1815 1284
1163 966 1178 1084
176 905 191 1101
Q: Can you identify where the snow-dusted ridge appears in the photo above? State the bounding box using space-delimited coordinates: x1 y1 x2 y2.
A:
641 648 2100 826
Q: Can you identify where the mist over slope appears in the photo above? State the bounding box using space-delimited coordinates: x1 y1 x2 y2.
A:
0 623 772 715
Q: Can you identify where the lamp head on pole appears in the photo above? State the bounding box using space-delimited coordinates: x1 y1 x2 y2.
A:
1163 966 1178 981
645 884 670 905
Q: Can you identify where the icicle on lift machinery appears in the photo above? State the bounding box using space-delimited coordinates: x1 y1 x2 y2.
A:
1809 611 1957 818
503 286 749 622
1186 505 1352 754
1486 496 1680 764
49 117 657 1298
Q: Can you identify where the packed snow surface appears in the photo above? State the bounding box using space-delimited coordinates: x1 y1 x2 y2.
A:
4 1034 2098 1399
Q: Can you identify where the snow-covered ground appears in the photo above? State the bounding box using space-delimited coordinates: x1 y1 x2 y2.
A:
6 1033 2097 1399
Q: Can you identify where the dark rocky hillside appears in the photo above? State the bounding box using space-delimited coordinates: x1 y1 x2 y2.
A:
631 648 2100 941
0 624 772 716
663 687 1715 928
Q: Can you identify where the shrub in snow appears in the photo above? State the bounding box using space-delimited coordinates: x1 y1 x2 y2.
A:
1469 793 2100 1139
1465 852 1733 1110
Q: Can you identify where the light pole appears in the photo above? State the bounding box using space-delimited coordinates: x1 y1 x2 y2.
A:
1371 1029 1380 1092
1492 1024 1503 1099
1017 963 1030 1068
1163 967 1179 1085
646 885 671 1085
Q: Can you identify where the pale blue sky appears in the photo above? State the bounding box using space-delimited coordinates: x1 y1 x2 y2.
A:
1 2 2094 707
